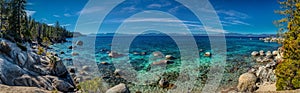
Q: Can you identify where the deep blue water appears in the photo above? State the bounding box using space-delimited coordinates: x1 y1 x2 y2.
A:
49 35 280 89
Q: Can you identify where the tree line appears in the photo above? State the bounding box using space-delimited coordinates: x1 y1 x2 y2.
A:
0 0 73 44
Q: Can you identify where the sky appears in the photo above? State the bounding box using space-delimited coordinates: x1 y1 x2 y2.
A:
26 0 282 34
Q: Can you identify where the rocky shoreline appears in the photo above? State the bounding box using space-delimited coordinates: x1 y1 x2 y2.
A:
0 38 76 92
0 37 286 93
222 47 283 93
259 37 284 43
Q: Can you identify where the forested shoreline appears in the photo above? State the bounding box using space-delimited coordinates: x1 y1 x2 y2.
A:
0 0 73 46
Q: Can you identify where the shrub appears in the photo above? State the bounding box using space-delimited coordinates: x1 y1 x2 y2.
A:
37 46 44 55
276 59 300 90
78 77 107 93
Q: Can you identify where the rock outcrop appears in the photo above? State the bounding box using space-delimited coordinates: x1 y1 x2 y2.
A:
106 83 130 93
0 39 75 92
237 72 257 92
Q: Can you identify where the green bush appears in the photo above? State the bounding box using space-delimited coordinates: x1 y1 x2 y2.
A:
78 77 107 93
276 59 300 90
37 46 44 55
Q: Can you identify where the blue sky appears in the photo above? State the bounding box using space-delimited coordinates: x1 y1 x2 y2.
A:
26 0 281 34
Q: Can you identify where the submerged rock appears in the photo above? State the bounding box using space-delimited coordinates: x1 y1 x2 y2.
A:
159 78 169 88
76 40 83 46
71 52 79 56
82 66 90 71
100 61 109 65
106 83 130 93
204 52 211 57
165 55 176 60
108 51 124 58
237 72 257 92
152 51 164 58
68 46 73 49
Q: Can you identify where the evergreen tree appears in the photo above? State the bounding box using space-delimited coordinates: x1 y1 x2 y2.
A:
1 0 73 44
275 0 300 90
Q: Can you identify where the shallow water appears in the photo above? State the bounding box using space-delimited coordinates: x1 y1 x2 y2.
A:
50 35 280 92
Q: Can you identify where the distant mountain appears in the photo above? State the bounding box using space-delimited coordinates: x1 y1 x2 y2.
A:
88 32 277 37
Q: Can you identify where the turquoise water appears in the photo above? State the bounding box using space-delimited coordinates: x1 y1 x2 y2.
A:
50 35 280 90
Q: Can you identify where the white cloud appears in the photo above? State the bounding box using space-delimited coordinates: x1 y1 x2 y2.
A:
147 4 162 8
217 10 251 26
218 10 249 19
64 13 71 17
47 23 54 26
78 6 105 14
47 23 70 27
61 24 71 27
204 26 227 33
53 15 60 18
168 5 183 14
25 10 36 17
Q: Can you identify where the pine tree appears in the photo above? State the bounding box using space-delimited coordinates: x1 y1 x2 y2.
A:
7 0 26 42
275 0 300 90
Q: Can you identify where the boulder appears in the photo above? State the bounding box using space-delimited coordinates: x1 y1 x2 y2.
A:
275 55 282 62
256 57 272 63
52 79 75 92
237 72 257 92
256 64 276 85
68 67 76 74
199 49 204 52
141 52 147 55
68 46 73 49
60 51 65 54
100 62 109 65
259 50 264 56
272 51 278 56
64 58 72 61
0 40 12 55
106 83 130 93
17 52 27 66
165 55 176 60
152 51 164 58
71 52 79 56
49 57 68 76
204 52 211 57
79 71 88 76
251 51 259 56
151 60 174 66
159 78 169 88
76 40 83 46
82 65 90 71
265 51 273 58
13 74 41 87
0 57 26 85
114 69 123 76
108 51 123 58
